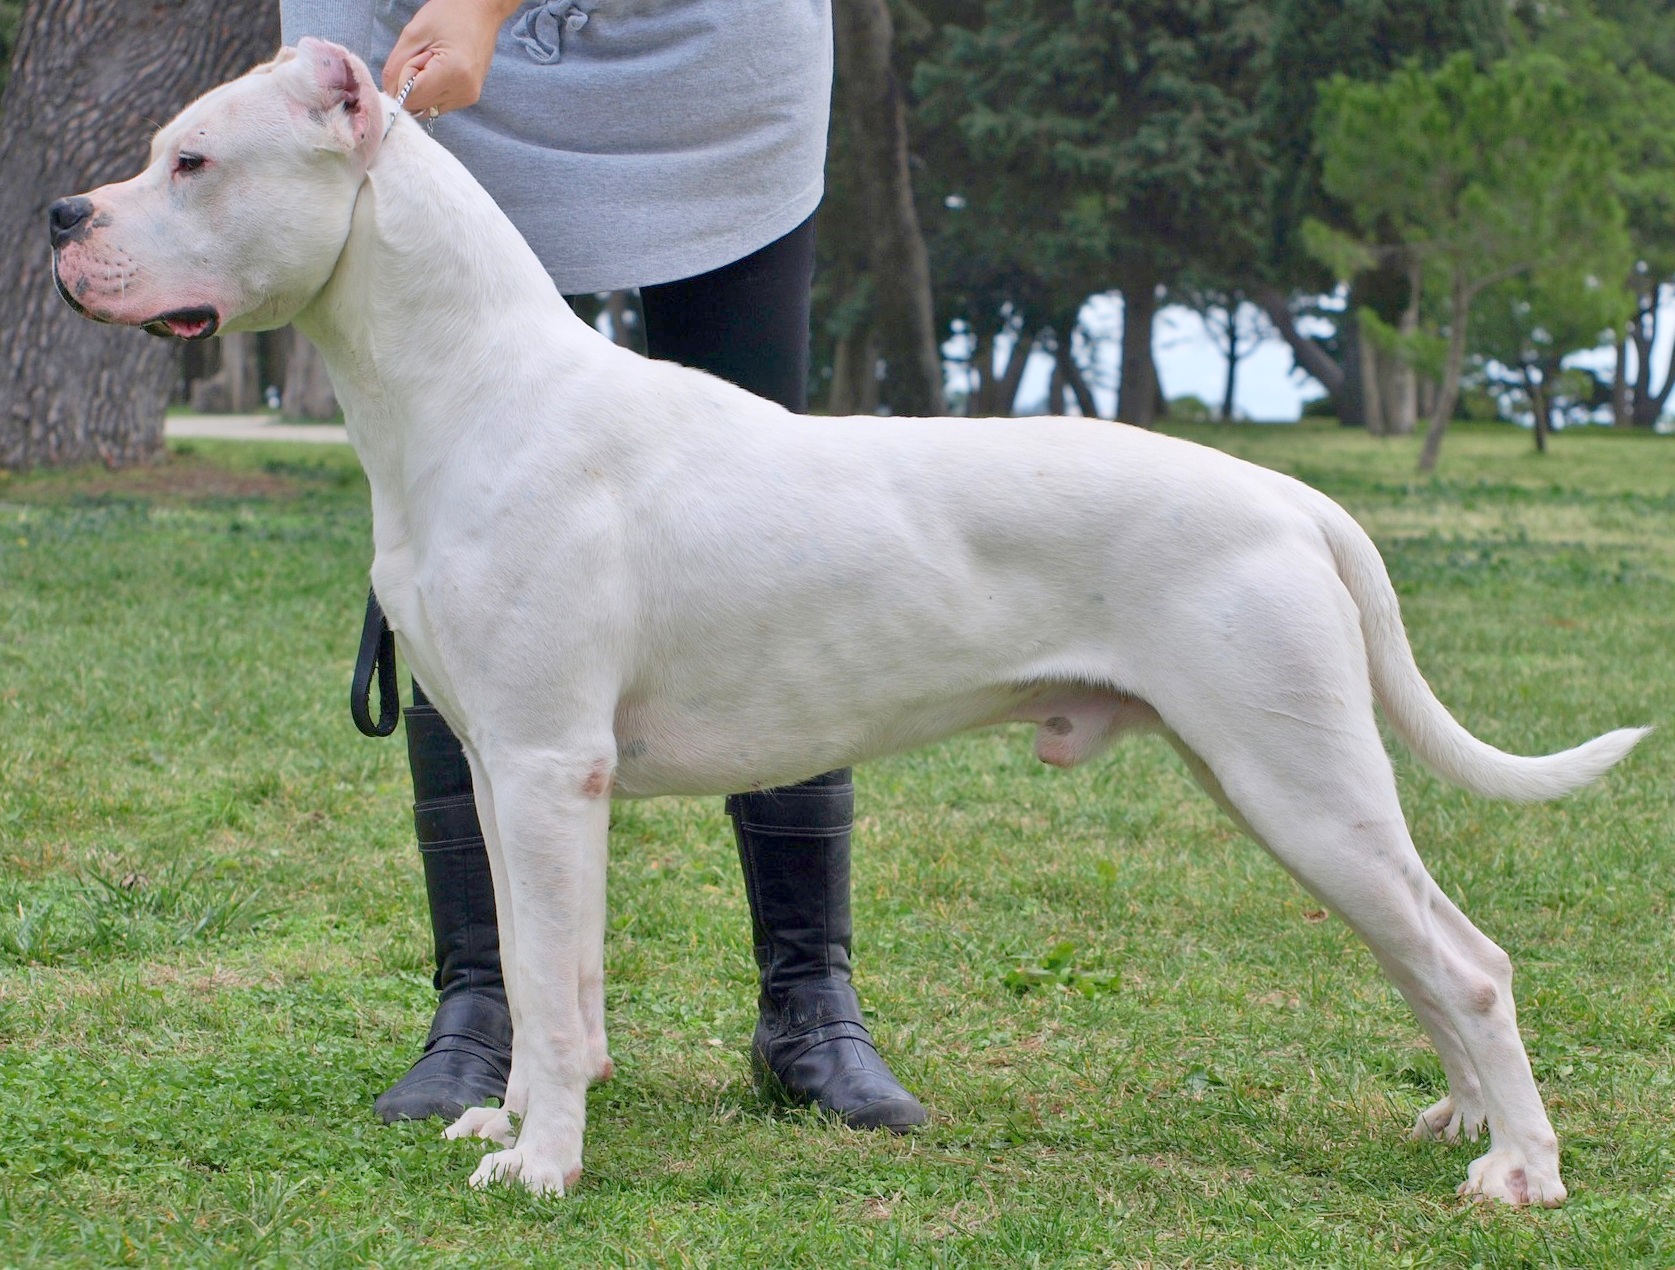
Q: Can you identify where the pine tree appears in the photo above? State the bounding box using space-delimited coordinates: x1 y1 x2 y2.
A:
915 0 1270 426
1255 0 1508 427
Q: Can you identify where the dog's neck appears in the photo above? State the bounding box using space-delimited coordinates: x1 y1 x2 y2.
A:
293 116 601 487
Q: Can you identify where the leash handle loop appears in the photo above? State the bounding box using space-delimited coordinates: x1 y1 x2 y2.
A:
351 587 400 737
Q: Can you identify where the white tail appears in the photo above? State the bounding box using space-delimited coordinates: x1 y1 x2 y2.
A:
1314 500 1649 802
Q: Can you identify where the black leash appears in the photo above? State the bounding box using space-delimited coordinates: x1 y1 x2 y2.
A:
351 587 400 737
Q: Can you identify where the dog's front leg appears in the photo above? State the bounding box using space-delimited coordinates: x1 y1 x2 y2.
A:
464 745 614 1196
443 753 525 1149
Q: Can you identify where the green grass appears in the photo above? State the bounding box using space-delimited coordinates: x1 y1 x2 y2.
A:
1 424 1672 1267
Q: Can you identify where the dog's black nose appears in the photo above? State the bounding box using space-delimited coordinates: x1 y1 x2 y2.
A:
48 197 94 249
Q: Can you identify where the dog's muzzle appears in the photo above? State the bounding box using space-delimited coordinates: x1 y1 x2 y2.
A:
48 197 221 341
50 260 220 341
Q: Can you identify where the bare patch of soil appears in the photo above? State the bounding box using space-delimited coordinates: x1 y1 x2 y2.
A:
0 451 301 505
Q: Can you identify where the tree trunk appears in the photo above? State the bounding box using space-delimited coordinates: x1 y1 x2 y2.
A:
829 329 860 415
259 328 294 405
189 331 263 413
965 323 990 416
1384 357 1417 436
1219 308 1239 422
1117 258 1160 427
980 324 1034 417
1061 345 1098 419
1359 329 1386 437
828 324 879 417
1612 328 1631 428
1046 355 1067 417
1255 285 1345 399
282 330 340 421
1630 292 1661 427
1385 263 1421 436
969 318 1036 418
1379 353 1408 435
1336 317 1368 429
1416 376 1438 423
1417 279 1472 475
832 0 942 417
0 0 278 469
1525 366 1548 454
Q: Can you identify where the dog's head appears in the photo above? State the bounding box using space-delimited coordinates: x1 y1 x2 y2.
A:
50 39 385 340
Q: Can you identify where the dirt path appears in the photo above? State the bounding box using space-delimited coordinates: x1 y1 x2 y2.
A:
166 414 348 445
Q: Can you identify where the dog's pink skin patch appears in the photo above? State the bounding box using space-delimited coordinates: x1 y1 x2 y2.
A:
320 50 361 110
1500 1167 1531 1206
580 760 613 799
1468 980 1500 1014
297 37 376 148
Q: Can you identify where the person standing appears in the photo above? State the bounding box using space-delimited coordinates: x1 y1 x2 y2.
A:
278 0 926 1132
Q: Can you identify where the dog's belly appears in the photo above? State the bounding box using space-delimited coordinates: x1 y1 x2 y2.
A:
608 686 1018 796
608 680 1160 798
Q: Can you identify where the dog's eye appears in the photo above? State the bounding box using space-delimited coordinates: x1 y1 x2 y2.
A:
174 152 206 175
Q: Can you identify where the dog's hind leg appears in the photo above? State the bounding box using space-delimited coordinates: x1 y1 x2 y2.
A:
1146 552 1562 1205
1168 701 1563 1206
1165 733 1488 1148
464 743 615 1196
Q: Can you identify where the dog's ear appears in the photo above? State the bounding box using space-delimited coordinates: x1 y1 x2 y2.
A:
283 38 383 167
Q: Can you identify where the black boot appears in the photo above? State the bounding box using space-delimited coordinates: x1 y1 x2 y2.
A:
729 769 927 1131
373 689 513 1124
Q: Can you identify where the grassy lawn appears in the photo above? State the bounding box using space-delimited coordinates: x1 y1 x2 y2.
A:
1 422 1671 1267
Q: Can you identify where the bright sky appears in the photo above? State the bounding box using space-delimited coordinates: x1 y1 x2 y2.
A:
1150 305 1322 422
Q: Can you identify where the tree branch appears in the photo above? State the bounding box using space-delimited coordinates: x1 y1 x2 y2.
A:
1254 286 1344 396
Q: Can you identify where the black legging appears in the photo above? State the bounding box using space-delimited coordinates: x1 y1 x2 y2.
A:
636 212 815 412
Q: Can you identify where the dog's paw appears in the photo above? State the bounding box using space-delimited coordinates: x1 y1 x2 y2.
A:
1411 1094 1486 1144
444 1105 517 1148
469 1147 581 1196
1458 1148 1566 1208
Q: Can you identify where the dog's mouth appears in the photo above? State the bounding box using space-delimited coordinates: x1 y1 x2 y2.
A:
51 260 219 341
142 307 220 341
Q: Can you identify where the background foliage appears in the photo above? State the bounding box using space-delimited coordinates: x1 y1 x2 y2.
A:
6 1 1675 460
813 0 1675 445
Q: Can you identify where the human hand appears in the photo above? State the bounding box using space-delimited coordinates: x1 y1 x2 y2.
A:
382 0 522 117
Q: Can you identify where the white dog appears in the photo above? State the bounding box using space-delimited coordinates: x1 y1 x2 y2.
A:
51 41 1647 1206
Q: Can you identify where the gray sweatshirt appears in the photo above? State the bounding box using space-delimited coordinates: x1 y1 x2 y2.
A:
279 1 832 293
